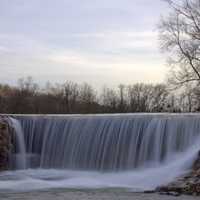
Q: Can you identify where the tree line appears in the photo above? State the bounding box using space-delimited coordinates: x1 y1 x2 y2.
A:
0 76 200 114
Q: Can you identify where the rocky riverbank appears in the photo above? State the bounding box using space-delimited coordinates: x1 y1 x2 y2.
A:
156 152 200 196
0 116 12 171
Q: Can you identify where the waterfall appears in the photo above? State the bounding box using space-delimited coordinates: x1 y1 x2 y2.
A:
9 118 26 169
3 114 200 192
11 114 200 170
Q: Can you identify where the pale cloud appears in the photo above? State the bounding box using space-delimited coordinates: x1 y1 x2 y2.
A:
0 0 168 87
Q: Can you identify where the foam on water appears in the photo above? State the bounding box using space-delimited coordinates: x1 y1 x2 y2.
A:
0 141 199 192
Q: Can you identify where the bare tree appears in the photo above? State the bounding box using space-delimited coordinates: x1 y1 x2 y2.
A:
62 81 79 113
159 0 200 87
149 84 169 112
127 84 152 112
11 77 39 113
118 84 126 112
18 76 38 94
100 86 118 112
79 83 97 113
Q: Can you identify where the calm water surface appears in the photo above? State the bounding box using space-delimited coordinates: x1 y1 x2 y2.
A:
0 189 199 200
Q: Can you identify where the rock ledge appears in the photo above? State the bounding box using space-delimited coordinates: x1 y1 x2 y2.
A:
0 116 12 171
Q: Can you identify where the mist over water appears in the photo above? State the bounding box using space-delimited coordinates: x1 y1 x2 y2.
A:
0 114 200 192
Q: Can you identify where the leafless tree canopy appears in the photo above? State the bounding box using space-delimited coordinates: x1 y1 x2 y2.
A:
159 0 200 86
1 77 200 113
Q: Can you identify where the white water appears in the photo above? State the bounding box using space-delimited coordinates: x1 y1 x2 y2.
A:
9 118 26 169
0 141 199 192
0 114 200 192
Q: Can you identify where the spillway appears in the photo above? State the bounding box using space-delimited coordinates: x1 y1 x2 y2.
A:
1 114 200 192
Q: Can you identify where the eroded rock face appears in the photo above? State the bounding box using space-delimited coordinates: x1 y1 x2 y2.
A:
0 116 12 171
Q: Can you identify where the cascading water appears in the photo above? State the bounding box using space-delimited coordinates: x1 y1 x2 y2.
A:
0 114 200 192
9 118 26 170
15 114 200 170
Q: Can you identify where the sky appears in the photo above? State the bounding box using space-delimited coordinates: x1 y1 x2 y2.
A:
0 0 169 89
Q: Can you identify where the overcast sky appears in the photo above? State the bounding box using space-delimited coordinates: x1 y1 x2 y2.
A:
0 0 169 88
